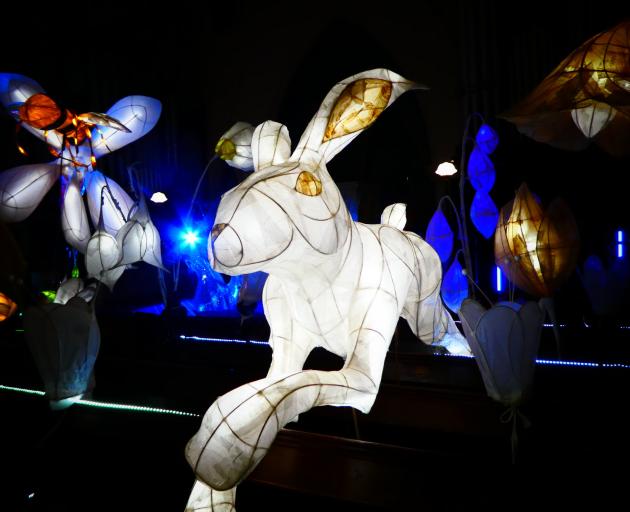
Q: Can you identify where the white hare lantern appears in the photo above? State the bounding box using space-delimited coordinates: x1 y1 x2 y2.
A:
185 69 470 510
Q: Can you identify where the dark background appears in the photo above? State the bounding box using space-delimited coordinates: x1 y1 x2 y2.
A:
1 1 628 308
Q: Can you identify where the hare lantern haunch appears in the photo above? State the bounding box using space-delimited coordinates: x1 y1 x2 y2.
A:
185 69 470 510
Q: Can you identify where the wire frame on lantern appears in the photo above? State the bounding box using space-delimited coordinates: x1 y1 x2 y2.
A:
495 183 580 297
501 20 630 156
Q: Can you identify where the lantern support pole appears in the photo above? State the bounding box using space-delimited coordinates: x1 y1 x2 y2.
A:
173 154 219 292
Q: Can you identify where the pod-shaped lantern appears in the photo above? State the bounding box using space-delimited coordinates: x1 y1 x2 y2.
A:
501 21 630 156
495 183 579 297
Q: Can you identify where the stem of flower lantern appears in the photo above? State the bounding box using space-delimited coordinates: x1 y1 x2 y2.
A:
186 154 218 224
437 195 466 248
173 154 219 292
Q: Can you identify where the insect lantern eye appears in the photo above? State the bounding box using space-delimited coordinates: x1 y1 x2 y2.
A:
295 170 322 196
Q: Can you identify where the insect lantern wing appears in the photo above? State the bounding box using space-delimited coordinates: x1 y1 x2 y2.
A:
91 96 161 157
77 112 132 133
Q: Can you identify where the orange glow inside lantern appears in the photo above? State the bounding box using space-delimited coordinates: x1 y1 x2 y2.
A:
495 183 579 297
0 291 17 321
501 20 630 156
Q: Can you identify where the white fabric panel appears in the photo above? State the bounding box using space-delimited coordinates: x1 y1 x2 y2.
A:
91 96 161 158
85 171 135 235
85 229 123 291
251 121 292 171
0 162 60 222
459 299 543 405
61 174 91 253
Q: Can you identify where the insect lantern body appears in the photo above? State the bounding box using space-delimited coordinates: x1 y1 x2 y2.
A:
16 92 129 169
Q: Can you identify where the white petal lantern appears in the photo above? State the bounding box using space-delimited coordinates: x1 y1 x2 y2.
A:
116 197 164 269
215 121 255 171
0 163 60 222
61 173 91 253
24 280 100 409
86 227 124 291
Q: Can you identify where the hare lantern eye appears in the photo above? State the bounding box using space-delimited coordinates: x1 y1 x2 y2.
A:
295 170 322 196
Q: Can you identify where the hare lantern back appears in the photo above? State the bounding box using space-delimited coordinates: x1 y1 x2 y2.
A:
187 69 470 511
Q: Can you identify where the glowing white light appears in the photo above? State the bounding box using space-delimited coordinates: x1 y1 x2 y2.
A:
618 230 624 243
150 191 168 203
495 266 502 292
28 493 35 499
181 230 200 247
435 161 458 176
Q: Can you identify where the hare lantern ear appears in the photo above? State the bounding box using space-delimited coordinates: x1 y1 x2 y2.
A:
252 121 292 172
292 69 423 165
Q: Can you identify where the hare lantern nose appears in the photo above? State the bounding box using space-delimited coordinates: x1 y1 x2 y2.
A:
210 222 243 268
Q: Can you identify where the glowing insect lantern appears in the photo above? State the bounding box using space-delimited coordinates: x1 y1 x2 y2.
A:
185 69 470 511
0 74 161 255
0 291 17 321
501 20 630 156
24 280 99 409
495 183 579 297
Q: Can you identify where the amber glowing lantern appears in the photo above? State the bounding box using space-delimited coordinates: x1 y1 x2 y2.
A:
495 184 580 297
0 291 17 321
502 21 630 156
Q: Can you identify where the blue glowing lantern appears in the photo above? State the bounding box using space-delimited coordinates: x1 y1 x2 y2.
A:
426 208 454 263
470 191 499 239
467 147 496 193
475 123 499 155
442 259 468 313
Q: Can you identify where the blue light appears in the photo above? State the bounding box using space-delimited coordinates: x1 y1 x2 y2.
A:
441 259 468 312
181 229 201 248
619 244 624 259
495 266 502 292
434 354 630 369
179 334 268 345
470 191 499 239
618 230 624 243
426 208 454 263
133 304 166 315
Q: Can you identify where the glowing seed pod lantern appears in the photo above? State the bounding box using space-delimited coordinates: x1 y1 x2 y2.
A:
0 291 17 321
495 183 580 297
501 20 630 156
425 208 454 263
